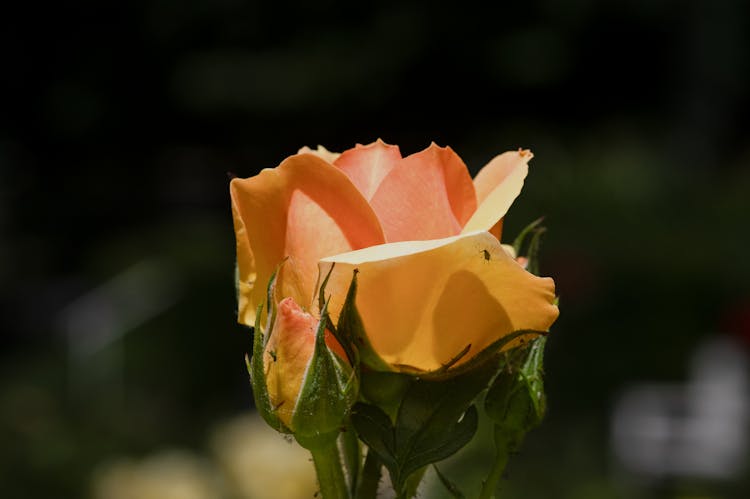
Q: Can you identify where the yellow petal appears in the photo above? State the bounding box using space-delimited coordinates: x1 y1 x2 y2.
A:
461 150 532 234
316 231 558 373
230 153 385 326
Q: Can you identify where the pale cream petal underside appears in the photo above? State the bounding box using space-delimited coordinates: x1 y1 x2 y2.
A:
462 150 532 234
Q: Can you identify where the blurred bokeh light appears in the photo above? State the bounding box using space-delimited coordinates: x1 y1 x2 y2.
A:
2 1 749 498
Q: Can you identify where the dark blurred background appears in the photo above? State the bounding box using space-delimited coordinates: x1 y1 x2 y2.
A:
2 1 750 498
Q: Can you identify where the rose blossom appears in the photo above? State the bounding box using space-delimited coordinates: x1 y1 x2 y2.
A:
230 140 558 374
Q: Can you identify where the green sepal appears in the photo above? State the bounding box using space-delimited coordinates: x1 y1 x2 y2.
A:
246 264 289 434
248 302 290 434
320 264 360 368
511 216 548 277
484 335 548 443
419 329 546 381
263 258 285 336
336 269 390 371
291 299 359 449
512 216 545 257
525 225 546 276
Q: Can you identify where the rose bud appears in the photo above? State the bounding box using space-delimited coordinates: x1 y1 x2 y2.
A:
261 297 354 445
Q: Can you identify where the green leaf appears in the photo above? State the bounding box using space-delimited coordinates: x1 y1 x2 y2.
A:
395 372 486 444
351 402 398 472
397 405 478 484
352 400 477 495
356 356 498 493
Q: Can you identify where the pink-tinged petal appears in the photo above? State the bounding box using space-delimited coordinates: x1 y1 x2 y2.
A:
333 139 402 200
297 145 340 164
462 149 532 234
369 143 478 242
230 153 385 325
263 297 346 427
316 231 559 373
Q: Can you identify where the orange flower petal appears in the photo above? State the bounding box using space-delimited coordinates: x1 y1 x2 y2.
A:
462 149 532 234
231 196 258 325
230 153 385 326
333 139 402 201
317 231 558 373
369 143 477 242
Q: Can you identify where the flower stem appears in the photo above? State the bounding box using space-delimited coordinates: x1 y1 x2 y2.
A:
310 439 349 499
354 449 382 499
340 423 361 496
478 451 507 499
478 428 514 499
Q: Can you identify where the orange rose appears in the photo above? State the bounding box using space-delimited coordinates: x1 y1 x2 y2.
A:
231 140 558 374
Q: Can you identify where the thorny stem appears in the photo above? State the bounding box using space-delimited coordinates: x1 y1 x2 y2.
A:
354 449 382 499
310 439 349 499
